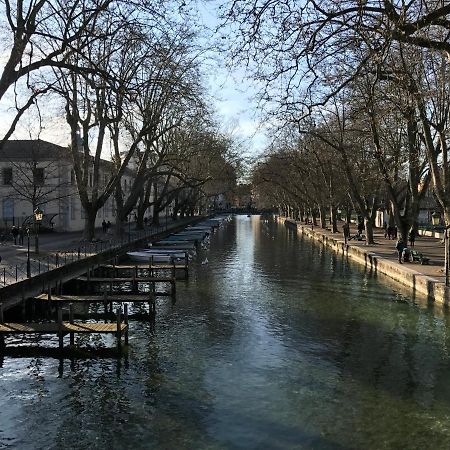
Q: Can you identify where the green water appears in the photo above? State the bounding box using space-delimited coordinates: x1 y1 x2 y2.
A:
1 216 450 449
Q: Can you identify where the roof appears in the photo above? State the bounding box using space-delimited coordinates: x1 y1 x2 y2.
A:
0 140 69 161
0 140 135 176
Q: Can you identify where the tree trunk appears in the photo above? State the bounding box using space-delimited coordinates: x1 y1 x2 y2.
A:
364 218 375 245
330 205 338 233
83 210 97 241
319 205 326 228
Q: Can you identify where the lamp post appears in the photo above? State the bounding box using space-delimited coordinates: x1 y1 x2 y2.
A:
26 228 31 278
34 207 43 255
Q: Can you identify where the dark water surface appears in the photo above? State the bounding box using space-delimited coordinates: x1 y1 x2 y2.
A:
2 216 450 449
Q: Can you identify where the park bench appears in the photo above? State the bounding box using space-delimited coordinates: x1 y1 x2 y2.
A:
410 249 430 265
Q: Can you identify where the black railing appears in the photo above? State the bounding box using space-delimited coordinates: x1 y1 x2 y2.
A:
0 219 194 288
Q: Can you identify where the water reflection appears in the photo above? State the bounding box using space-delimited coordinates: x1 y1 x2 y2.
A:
2 216 450 448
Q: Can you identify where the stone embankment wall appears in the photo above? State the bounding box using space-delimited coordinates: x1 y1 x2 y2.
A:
279 217 450 305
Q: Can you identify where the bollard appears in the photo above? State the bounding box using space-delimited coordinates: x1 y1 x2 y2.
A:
57 306 64 351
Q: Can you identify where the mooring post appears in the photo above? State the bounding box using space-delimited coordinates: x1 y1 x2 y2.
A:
149 292 156 320
116 307 122 349
184 253 189 279
0 302 4 351
124 303 129 345
57 306 64 351
171 256 176 280
69 303 74 346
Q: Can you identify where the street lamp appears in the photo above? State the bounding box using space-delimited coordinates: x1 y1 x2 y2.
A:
34 207 43 254
26 228 31 278
432 211 441 227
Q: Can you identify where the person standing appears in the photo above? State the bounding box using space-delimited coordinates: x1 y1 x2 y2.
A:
11 225 19 245
408 229 416 248
395 238 406 264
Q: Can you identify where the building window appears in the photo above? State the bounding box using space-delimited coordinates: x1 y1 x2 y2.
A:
2 198 14 220
33 168 44 185
2 168 12 185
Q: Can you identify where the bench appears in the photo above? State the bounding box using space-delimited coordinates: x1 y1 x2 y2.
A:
410 250 430 265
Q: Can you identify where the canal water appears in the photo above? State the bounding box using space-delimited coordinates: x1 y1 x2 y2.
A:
2 215 450 449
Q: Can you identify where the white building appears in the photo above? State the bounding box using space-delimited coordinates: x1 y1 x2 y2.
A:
0 140 134 232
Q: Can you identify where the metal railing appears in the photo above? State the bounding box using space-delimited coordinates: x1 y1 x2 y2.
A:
0 220 193 288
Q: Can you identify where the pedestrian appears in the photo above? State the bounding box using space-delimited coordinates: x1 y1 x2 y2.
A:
357 221 364 236
408 229 416 248
393 226 398 239
383 221 387 238
395 238 406 264
11 225 19 245
107 220 111 232
102 219 107 233
18 226 24 245
342 221 350 245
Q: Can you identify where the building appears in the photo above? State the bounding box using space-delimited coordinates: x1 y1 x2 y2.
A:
0 140 134 232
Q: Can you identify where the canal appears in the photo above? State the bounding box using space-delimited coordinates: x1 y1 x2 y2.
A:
2 215 450 449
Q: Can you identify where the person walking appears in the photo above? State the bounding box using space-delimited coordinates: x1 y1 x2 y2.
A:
395 238 406 264
11 225 19 245
18 226 24 245
408 229 416 248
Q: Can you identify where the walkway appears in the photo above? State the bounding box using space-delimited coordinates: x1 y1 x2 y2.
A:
0 220 183 286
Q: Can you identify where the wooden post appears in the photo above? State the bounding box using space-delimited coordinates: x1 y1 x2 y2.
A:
184 252 189 278
57 306 64 351
116 307 122 349
69 303 74 346
124 303 129 345
103 291 108 323
149 292 156 320
171 256 176 281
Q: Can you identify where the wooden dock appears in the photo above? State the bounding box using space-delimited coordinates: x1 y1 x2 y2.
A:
100 263 189 279
0 303 129 351
76 275 177 297
34 293 155 303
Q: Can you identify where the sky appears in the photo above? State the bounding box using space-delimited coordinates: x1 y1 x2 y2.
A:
0 0 268 159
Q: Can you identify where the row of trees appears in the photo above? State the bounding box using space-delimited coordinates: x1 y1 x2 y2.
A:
0 0 239 239
222 1 450 243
